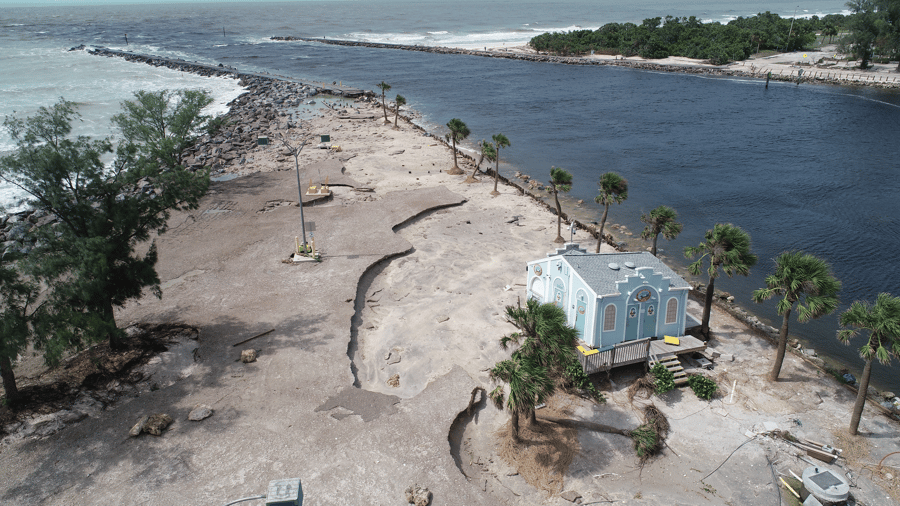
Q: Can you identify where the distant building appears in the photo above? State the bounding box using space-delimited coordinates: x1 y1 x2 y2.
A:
526 244 697 348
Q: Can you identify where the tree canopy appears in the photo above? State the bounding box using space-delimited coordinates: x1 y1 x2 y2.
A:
640 205 682 257
685 223 757 337
549 167 573 244
446 118 470 175
753 251 841 381
838 292 900 434
0 92 213 361
594 172 628 253
530 12 830 63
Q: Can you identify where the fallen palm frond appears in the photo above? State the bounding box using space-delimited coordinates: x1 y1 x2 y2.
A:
631 405 670 463
496 397 578 496
627 374 656 403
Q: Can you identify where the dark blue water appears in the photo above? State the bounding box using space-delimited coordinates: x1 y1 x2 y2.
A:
5 1 900 393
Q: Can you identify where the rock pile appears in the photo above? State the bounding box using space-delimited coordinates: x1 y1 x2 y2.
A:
1 208 57 256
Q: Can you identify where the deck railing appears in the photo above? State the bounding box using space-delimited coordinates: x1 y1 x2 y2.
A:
577 337 652 375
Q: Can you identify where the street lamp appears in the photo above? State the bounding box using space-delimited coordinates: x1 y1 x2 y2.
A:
279 124 312 254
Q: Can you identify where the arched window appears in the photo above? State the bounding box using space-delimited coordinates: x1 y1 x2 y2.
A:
603 304 616 332
665 298 678 324
529 277 544 301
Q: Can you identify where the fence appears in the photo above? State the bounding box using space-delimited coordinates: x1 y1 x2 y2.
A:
577 337 652 375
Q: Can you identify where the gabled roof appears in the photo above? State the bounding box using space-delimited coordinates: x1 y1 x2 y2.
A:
556 248 691 295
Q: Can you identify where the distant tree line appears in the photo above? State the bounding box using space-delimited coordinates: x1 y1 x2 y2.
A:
530 3 900 67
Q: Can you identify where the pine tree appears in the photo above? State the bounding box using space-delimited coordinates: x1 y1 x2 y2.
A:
0 93 213 357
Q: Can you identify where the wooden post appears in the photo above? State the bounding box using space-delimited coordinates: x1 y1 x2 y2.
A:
125 33 128 45
766 71 771 88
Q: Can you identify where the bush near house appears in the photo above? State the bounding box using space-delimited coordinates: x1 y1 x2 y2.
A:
650 363 675 395
688 374 718 400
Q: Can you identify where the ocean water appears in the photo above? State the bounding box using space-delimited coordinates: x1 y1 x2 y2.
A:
4 0 900 394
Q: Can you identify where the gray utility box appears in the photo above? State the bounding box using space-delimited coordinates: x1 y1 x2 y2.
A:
266 478 302 506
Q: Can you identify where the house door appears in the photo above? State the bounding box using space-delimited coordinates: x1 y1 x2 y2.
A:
626 287 659 340
574 291 587 339
625 305 639 341
643 302 658 338
635 287 659 339
553 278 566 308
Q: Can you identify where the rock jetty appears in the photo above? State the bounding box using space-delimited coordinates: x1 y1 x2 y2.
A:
3 47 379 254
271 36 900 89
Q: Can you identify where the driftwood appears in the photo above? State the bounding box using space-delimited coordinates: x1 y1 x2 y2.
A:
232 328 275 347
537 414 630 437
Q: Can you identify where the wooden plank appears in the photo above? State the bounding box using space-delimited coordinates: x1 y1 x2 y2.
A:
793 442 837 463
806 447 837 464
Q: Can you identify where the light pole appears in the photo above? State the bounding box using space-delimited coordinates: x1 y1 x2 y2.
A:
279 124 311 253
292 143 308 252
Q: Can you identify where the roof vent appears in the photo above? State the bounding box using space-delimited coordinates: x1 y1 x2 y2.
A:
608 263 620 270
624 261 636 269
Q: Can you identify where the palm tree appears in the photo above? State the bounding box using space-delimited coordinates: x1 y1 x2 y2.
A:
594 172 628 253
376 81 391 123
446 118 470 175
685 223 757 338
549 167 573 244
393 94 406 128
490 133 511 196
640 205 683 257
491 298 577 438
752 251 841 382
501 298 579 379
489 356 554 441
823 24 838 44
466 140 494 184
838 293 900 435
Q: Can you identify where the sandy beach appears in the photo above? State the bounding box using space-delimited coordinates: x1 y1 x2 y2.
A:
1 77 899 506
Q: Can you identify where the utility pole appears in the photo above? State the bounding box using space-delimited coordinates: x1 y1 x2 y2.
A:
786 6 798 52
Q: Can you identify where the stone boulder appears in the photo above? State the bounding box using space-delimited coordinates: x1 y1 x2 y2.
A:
188 404 214 421
404 485 431 506
241 349 258 363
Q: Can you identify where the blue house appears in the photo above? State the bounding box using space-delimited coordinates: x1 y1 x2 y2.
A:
526 244 697 349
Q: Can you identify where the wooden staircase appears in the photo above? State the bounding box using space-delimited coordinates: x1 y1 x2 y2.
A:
649 353 688 386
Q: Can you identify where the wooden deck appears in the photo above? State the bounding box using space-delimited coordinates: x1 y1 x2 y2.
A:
648 334 706 358
577 335 706 375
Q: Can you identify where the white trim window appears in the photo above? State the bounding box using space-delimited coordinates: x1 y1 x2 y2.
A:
603 304 616 332
665 297 678 324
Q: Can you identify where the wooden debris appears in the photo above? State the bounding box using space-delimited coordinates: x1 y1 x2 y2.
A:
232 328 275 347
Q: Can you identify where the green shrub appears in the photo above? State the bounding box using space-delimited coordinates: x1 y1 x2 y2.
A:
650 363 675 395
565 360 606 403
688 374 718 400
